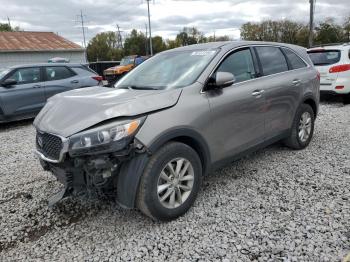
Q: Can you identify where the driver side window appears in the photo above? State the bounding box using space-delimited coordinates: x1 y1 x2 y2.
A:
6 67 41 85
217 49 256 84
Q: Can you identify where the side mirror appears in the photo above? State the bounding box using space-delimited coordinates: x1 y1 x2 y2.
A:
2 79 17 87
206 72 235 90
215 72 235 88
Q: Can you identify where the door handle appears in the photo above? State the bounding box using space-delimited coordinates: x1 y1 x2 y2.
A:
71 80 79 84
252 90 265 97
32 85 41 88
292 79 301 85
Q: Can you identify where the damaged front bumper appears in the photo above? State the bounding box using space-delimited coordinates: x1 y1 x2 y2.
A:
36 139 150 208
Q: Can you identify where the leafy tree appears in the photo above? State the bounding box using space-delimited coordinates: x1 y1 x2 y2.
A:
0 23 20 32
342 16 350 42
175 27 205 46
123 29 147 56
315 18 344 45
86 31 123 62
152 36 167 53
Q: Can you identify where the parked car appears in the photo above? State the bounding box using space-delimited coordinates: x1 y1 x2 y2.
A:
34 41 319 221
0 63 103 123
103 55 148 86
307 43 350 103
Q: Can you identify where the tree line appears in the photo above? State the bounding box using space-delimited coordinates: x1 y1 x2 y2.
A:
87 17 350 62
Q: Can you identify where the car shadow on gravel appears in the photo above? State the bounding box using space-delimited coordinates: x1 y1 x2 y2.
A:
0 119 33 132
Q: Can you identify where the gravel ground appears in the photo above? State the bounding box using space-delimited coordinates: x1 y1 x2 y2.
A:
0 101 349 261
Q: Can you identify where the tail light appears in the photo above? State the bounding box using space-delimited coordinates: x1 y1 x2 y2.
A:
335 86 344 90
92 76 103 81
329 64 350 73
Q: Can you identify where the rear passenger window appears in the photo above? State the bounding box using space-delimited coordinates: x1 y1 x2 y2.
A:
256 46 288 76
45 67 75 81
216 48 256 83
282 48 307 69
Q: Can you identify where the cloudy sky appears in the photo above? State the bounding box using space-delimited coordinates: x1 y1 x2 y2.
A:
0 0 349 46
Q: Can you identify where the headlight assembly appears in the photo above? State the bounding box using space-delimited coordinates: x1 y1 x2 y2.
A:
68 117 145 155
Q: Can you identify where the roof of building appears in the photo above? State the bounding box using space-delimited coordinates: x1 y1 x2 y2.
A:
0 31 84 52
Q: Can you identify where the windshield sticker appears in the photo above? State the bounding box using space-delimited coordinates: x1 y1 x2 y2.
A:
191 51 216 56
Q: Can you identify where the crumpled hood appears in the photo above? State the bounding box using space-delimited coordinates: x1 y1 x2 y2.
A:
34 86 182 137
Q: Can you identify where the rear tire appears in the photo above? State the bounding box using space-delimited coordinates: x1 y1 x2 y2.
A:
137 142 202 221
283 104 315 150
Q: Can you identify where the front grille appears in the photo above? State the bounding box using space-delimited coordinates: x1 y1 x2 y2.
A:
36 132 63 160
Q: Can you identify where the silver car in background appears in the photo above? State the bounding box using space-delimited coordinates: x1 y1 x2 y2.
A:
33 41 320 221
0 63 102 123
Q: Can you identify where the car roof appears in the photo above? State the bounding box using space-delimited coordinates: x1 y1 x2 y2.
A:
164 41 305 52
9 63 85 69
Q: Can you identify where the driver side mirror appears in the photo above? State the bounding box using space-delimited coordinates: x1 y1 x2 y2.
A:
2 79 17 87
206 72 235 90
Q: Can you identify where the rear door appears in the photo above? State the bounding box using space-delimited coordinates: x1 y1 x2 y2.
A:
43 66 79 99
206 47 266 161
254 46 300 140
0 67 46 117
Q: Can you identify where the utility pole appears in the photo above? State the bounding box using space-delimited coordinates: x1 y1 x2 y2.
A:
76 10 88 62
146 0 153 56
145 23 149 55
7 17 11 28
308 0 315 47
116 24 123 49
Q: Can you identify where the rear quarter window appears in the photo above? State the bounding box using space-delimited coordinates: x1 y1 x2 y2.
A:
307 50 341 66
282 48 307 70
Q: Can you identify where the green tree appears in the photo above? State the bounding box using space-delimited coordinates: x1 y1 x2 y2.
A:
343 16 350 42
315 18 344 45
175 27 205 46
86 31 123 62
0 23 20 32
123 29 147 56
152 36 167 53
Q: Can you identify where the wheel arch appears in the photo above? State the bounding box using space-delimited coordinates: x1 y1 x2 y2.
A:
147 128 211 177
117 128 211 209
302 96 318 118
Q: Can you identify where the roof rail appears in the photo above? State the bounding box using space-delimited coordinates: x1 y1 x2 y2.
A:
310 42 350 48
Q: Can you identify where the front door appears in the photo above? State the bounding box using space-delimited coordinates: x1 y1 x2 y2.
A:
206 48 266 163
0 67 46 118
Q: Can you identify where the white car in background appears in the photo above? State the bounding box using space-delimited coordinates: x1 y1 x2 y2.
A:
307 43 350 103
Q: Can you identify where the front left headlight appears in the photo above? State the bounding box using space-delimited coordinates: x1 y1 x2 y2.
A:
69 117 145 156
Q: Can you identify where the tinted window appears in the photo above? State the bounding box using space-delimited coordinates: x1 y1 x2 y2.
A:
216 49 256 83
6 68 41 85
45 67 75 81
307 50 341 66
256 47 288 76
283 48 307 69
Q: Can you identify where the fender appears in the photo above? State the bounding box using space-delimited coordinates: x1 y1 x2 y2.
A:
117 127 212 209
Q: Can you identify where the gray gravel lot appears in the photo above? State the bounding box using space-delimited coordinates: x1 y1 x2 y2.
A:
0 101 349 261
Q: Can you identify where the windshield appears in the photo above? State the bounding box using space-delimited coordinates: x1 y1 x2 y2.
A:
120 57 134 66
115 50 217 90
307 50 341 66
0 68 10 79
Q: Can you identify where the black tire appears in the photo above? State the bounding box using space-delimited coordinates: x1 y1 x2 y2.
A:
283 103 315 150
343 94 350 105
137 142 202 221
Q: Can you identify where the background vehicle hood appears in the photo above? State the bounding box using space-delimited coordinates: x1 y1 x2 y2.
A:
34 86 182 137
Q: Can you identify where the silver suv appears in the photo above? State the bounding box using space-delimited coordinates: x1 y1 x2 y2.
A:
34 41 320 221
0 63 102 123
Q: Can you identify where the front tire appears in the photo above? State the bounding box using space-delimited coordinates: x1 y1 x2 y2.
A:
283 103 315 150
137 142 202 221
